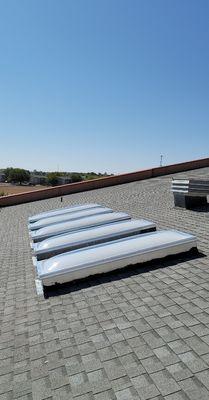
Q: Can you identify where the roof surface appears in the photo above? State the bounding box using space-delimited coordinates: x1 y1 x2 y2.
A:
1 167 209 400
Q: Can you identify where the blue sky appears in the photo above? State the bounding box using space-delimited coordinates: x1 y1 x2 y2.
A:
0 0 208 174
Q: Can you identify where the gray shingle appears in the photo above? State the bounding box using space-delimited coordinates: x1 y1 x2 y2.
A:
151 369 180 396
131 374 160 399
2 166 209 399
179 351 208 373
179 377 209 400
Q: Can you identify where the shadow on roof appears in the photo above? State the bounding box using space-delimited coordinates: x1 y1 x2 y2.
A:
43 248 204 299
190 204 209 213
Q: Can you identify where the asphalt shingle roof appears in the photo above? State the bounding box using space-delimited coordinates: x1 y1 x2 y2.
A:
1 167 209 400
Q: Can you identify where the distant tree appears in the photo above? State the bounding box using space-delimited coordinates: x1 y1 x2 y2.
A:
32 170 47 176
4 167 14 181
46 172 61 186
2 167 112 185
70 173 83 183
7 168 30 184
85 173 98 180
